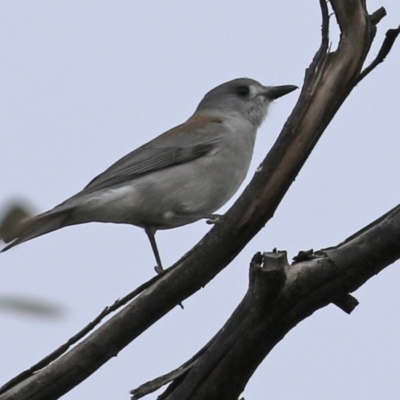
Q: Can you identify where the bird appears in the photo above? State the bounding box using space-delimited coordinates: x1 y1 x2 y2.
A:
1 78 297 271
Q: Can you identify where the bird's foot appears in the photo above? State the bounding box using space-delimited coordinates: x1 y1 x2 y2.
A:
154 265 164 275
205 214 222 225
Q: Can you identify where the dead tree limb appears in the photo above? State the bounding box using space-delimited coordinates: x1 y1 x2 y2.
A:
1 1 399 399
131 203 400 399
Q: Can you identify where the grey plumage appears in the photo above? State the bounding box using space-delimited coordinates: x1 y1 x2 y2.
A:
1 78 297 267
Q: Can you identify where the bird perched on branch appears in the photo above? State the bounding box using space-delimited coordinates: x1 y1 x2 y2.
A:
1 78 296 270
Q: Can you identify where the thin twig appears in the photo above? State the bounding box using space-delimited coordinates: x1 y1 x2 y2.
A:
356 25 400 84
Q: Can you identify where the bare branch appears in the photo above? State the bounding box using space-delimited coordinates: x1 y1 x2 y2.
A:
1 1 398 399
356 25 400 84
132 203 400 400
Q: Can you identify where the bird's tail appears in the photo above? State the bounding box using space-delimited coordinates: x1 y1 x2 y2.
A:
1 209 71 252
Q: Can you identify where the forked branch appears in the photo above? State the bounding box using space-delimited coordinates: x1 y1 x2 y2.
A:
1 1 399 399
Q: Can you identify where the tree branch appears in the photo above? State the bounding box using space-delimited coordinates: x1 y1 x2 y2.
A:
1 1 399 399
131 203 400 399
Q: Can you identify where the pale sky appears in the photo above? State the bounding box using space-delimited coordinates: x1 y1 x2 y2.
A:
1 2 400 399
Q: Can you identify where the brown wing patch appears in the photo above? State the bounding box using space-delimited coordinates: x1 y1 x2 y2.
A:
155 114 223 141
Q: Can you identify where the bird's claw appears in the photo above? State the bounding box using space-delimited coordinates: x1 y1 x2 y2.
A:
154 265 164 275
205 214 222 225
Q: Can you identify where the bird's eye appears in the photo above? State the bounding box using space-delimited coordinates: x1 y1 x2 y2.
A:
236 85 250 97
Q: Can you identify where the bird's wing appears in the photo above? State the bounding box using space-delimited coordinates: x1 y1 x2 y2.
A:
77 114 224 195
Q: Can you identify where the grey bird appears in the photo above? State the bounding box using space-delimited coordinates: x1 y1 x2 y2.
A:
1 78 296 270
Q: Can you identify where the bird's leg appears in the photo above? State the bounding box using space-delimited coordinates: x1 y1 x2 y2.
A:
145 227 164 274
144 214 221 273
144 227 184 309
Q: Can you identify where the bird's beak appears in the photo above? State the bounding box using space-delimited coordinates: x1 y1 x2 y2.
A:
262 85 298 100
